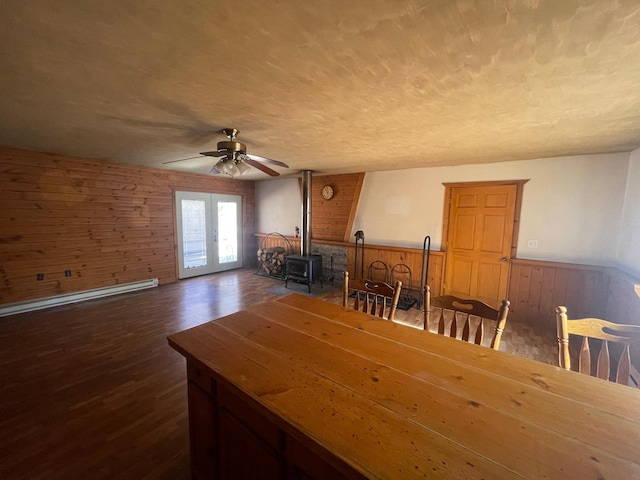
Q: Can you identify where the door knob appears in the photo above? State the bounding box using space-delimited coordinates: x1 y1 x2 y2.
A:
501 257 508 262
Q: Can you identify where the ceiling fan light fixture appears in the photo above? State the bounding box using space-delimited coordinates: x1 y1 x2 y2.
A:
216 159 237 177
236 160 251 175
212 156 250 178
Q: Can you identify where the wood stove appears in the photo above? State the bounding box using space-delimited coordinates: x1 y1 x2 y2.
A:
284 254 323 293
284 170 323 292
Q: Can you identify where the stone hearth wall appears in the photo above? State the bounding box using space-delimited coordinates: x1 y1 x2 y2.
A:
311 243 348 285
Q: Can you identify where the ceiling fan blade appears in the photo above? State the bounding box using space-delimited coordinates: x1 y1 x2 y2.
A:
200 150 226 157
245 153 289 168
243 158 280 177
162 155 205 165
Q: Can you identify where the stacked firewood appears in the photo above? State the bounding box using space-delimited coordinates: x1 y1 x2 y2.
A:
257 247 287 277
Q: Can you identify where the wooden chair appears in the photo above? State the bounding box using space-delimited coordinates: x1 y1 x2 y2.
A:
556 306 640 387
343 271 402 321
423 286 510 350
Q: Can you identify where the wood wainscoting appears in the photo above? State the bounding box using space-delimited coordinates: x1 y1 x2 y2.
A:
508 259 640 329
604 269 640 327
348 246 640 332
346 242 444 297
254 234 443 296
342 243 640 332
254 234 640 333
508 259 610 329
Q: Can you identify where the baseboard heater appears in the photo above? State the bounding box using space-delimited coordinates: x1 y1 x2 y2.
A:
0 278 159 317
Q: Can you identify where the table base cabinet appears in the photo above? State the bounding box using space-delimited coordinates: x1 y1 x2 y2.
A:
185 359 356 480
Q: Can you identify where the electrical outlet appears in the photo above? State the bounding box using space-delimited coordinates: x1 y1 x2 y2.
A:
36 273 44 281
527 239 538 248
64 270 72 277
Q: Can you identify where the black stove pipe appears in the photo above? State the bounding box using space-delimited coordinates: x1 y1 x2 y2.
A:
301 170 312 257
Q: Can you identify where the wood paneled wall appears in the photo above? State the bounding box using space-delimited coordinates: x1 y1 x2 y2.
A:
309 173 364 243
341 248 640 333
508 259 640 330
254 232 640 336
0 147 256 304
603 270 640 327
254 234 442 295
345 243 444 296
508 259 610 329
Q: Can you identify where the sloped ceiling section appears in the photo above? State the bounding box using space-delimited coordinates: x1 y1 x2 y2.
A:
0 1 639 179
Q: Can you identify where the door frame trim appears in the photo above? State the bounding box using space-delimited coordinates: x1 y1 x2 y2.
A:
440 179 529 296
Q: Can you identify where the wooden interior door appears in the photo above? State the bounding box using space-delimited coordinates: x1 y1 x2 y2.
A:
443 182 521 307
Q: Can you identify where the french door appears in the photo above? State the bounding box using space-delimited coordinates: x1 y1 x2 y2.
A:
176 191 243 279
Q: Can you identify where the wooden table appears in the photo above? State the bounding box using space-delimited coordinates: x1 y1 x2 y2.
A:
168 293 640 479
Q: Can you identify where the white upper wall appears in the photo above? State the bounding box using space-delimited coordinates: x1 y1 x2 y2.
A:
256 177 301 237
617 146 640 277
354 154 629 266
256 152 632 268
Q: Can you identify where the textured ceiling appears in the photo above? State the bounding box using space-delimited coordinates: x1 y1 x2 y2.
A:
1 1 640 180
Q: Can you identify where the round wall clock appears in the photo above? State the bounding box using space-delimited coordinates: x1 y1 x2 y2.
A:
321 185 334 200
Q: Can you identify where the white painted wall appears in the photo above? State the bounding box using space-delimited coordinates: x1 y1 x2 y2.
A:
354 154 629 265
617 147 640 277
256 177 301 237
256 152 632 268
514 154 628 265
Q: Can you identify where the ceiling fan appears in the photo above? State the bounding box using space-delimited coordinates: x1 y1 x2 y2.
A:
164 128 289 177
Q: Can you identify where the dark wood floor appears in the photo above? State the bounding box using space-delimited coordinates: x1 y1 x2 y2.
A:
0 268 556 479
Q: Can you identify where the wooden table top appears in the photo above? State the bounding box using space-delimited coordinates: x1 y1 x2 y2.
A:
168 293 640 479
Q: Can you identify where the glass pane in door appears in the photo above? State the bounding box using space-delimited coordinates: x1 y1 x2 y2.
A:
217 201 238 264
181 199 208 269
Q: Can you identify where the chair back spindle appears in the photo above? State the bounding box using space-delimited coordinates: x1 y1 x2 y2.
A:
424 286 510 350
556 306 639 387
